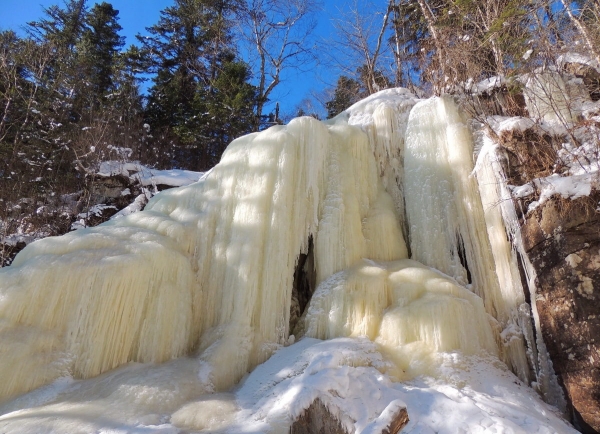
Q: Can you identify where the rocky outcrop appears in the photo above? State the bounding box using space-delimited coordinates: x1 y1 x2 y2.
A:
563 61 600 101
289 398 409 434
290 399 348 434
521 194 600 433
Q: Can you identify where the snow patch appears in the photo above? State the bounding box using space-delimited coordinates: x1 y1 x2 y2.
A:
98 161 202 188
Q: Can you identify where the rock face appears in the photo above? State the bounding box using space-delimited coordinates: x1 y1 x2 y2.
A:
290 399 348 434
521 194 600 433
563 61 600 101
289 398 409 434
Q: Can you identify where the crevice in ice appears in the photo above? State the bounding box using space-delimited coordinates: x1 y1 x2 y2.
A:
516 251 532 307
290 236 316 335
456 233 472 284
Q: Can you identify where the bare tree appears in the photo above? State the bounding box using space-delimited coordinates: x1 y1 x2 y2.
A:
237 0 320 130
559 0 600 66
327 0 396 95
414 0 446 92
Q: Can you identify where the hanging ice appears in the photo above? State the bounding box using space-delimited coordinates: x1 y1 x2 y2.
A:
403 96 536 383
0 91 413 401
524 71 590 123
0 89 567 433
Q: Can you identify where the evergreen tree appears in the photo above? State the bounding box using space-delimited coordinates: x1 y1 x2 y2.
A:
0 1 144 206
389 0 426 89
325 76 362 118
26 0 89 125
28 0 87 50
80 2 125 98
325 66 391 118
138 0 256 170
0 31 25 146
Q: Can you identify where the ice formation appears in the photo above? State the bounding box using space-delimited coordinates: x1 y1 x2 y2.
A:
0 89 571 432
474 131 566 409
0 91 411 401
303 259 497 380
524 71 590 123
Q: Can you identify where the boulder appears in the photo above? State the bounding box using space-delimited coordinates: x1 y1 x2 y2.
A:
522 194 600 433
290 398 409 434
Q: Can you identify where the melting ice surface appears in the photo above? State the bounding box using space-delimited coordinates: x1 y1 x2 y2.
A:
0 90 575 432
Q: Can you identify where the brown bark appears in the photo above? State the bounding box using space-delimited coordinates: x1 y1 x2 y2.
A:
415 0 445 93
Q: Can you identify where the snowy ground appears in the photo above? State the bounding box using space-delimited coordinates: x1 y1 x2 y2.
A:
0 337 576 434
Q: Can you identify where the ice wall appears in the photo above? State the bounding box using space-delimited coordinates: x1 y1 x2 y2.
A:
524 71 590 123
474 134 566 409
0 90 539 414
402 96 534 382
0 98 409 402
341 88 419 239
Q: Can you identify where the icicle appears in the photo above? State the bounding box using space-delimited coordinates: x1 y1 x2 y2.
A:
0 108 409 401
473 133 534 383
474 132 567 411
404 96 504 314
343 89 419 239
0 88 563 417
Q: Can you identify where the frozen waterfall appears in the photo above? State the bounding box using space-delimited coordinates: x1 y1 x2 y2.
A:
0 89 573 433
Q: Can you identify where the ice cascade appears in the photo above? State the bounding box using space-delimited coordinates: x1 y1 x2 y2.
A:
403 97 533 383
0 91 413 401
0 89 545 426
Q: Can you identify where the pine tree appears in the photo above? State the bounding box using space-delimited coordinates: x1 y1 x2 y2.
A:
325 66 391 118
325 76 362 119
80 2 125 99
138 0 256 170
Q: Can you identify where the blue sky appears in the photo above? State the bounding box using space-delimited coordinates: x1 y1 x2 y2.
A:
0 0 389 116
0 0 165 46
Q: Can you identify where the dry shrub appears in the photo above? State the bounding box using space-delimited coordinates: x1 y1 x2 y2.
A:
553 190 600 223
525 189 600 234
502 92 528 117
500 128 558 185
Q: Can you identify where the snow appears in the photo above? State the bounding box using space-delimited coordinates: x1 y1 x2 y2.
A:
535 173 593 205
70 204 119 230
0 233 35 247
110 193 149 220
558 52 600 74
510 183 536 199
470 76 506 95
78 203 117 219
487 115 536 134
98 161 202 188
486 111 600 213
0 338 576 434
581 100 600 120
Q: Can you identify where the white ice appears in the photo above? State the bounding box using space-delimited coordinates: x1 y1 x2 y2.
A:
0 90 574 433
